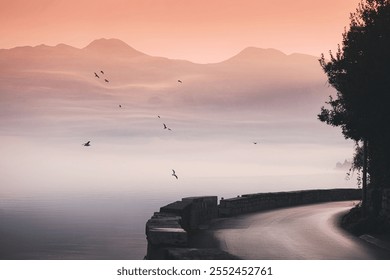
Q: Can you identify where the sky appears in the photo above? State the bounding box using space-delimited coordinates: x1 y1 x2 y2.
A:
0 0 360 63
1 0 359 197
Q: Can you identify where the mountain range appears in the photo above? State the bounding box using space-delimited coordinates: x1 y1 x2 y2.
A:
0 38 333 117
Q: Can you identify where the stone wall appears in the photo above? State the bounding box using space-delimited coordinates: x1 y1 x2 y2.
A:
145 196 219 259
160 196 218 231
145 212 187 260
145 188 361 259
219 188 361 217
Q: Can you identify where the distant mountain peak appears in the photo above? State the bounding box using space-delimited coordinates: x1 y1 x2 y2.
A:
221 47 319 67
84 38 129 48
83 38 145 57
229 47 287 61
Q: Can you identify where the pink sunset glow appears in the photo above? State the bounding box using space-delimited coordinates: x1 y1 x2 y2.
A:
1 0 359 62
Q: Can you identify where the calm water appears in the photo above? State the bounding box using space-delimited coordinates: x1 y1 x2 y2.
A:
0 193 155 259
0 173 355 260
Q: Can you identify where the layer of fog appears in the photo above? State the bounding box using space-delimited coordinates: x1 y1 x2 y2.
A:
0 43 359 201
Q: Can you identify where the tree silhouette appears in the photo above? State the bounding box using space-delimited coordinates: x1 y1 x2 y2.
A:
319 0 390 216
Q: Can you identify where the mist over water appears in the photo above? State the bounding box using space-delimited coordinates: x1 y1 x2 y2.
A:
0 102 357 259
0 42 358 259
0 102 356 198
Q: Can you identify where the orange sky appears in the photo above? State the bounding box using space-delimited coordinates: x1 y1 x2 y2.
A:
0 0 359 63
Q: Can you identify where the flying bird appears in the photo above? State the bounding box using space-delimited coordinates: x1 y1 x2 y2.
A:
178 80 182 83
158 115 161 118
253 142 258 145
83 141 91 147
119 104 122 108
172 169 178 179
104 79 109 83
94 72 100 78
100 70 104 74
163 123 172 131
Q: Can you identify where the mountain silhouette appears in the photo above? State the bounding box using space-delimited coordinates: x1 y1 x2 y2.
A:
0 38 330 115
82 38 146 58
225 47 286 63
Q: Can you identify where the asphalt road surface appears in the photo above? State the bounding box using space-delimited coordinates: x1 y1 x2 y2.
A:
208 201 390 259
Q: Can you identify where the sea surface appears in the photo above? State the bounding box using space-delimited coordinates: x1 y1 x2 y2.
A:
0 172 356 260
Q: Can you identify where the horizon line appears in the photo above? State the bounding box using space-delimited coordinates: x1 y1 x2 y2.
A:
0 37 322 64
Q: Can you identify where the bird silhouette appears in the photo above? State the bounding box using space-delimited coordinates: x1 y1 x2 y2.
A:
253 142 258 144
104 79 109 83
158 115 161 118
94 72 100 78
119 104 122 108
163 124 172 131
172 169 178 179
100 70 104 74
178 80 182 83
83 141 91 147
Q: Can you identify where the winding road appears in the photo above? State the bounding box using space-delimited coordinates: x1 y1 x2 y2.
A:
208 201 390 259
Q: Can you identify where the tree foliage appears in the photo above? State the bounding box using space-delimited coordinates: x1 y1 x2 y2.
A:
319 0 390 142
319 0 390 194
